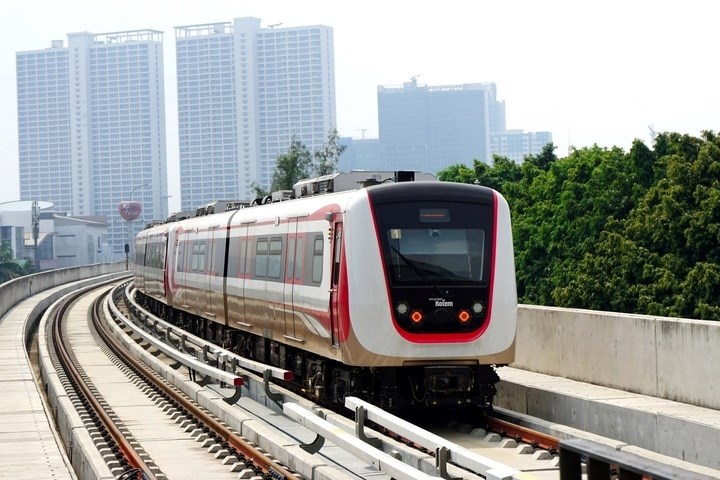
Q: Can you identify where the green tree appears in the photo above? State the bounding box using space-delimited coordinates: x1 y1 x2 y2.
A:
474 156 523 193
437 163 476 183
525 142 557 171
0 242 28 283
555 132 720 320
314 128 346 176
270 136 313 191
250 181 268 200
474 142 656 305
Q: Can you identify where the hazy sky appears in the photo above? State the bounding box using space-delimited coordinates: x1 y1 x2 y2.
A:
2 1 717 212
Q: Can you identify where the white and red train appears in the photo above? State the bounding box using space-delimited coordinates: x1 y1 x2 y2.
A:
133 171 517 410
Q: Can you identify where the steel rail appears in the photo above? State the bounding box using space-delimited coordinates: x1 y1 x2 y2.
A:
51 282 155 479
481 414 560 454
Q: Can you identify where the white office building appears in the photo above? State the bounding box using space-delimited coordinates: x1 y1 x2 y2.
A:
175 18 336 210
490 130 553 163
16 30 168 260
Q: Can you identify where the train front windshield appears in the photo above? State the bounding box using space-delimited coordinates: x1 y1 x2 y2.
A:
376 203 492 287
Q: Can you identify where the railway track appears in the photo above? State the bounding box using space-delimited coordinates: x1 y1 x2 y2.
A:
33 278 708 480
45 279 299 479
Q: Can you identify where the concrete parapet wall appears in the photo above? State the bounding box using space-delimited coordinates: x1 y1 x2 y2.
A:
0 263 126 325
513 305 720 410
11 264 127 480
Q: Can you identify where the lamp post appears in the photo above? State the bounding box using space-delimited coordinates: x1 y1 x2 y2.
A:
119 183 149 269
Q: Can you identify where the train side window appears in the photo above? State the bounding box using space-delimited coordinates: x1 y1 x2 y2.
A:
176 240 186 272
159 241 166 268
146 243 162 268
199 242 206 271
190 243 197 271
286 237 295 280
312 235 323 284
227 235 239 277
137 243 146 266
294 237 304 280
255 238 268 277
211 237 225 276
268 237 282 279
332 227 342 286
240 238 249 275
144 243 151 267
149 243 156 268
191 241 206 272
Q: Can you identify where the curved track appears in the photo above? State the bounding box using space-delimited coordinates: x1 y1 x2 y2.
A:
47 279 300 479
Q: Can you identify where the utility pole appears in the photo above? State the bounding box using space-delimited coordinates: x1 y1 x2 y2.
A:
31 201 39 271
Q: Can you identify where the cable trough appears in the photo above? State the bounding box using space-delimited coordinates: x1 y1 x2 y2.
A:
101 283 301 479
119 283 294 403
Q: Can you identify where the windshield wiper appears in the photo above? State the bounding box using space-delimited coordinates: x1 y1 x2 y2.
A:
390 245 443 294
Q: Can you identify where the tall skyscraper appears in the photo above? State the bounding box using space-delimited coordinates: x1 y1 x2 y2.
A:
16 30 168 260
175 18 336 211
376 78 551 173
377 79 504 173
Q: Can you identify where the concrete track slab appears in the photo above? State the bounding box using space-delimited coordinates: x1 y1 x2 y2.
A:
497 366 720 475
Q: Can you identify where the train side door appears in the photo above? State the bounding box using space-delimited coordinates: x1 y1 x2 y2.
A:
232 223 252 328
283 217 301 339
175 231 188 306
206 225 224 320
329 222 343 347
162 233 169 298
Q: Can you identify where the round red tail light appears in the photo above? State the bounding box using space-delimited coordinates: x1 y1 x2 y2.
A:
410 310 424 324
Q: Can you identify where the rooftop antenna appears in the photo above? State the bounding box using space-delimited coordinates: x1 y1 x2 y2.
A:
268 22 283 29
410 74 421 85
357 128 367 139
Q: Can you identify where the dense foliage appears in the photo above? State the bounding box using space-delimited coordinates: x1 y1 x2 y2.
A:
0 242 33 283
437 131 720 321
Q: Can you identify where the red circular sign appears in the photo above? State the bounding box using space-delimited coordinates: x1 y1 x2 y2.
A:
118 201 142 221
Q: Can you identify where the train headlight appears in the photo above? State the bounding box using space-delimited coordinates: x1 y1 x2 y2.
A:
396 302 410 316
471 301 485 315
410 310 424 325
458 309 471 324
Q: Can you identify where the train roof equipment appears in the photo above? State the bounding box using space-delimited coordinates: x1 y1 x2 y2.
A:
155 170 436 223
195 200 248 216
293 170 436 199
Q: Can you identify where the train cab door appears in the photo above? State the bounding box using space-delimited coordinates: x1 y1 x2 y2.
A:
329 222 343 347
283 217 302 339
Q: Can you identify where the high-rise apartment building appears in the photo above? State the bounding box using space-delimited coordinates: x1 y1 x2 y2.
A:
16 30 168 260
175 17 336 211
